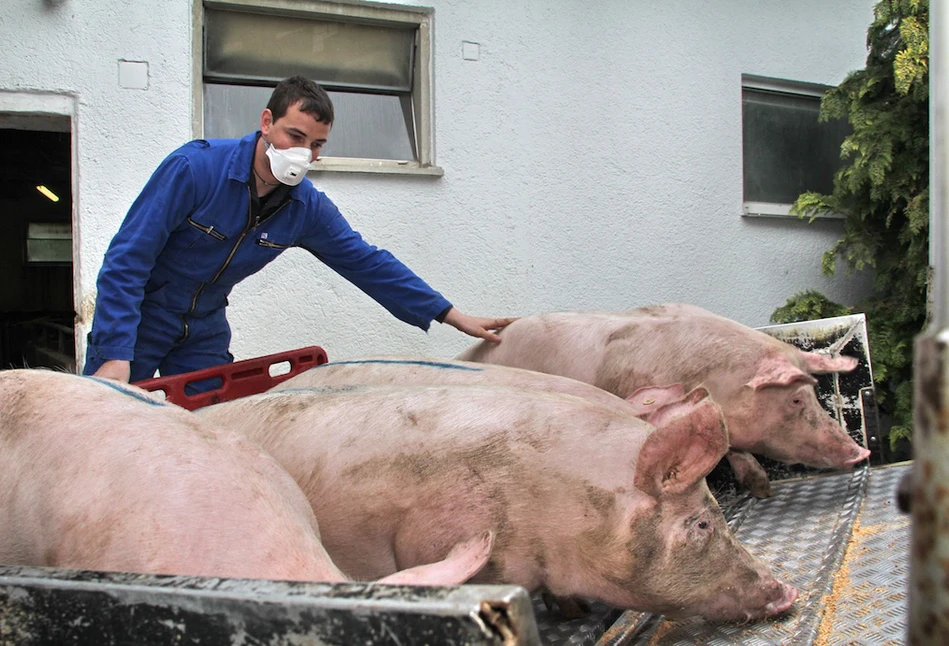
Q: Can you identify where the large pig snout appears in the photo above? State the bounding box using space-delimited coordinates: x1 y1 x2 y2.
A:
817 435 871 470
702 560 798 623
842 447 872 468
720 578 797 622
764 580 798 617
791 414 872 471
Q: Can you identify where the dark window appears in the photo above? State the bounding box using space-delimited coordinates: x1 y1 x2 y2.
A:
742 76 851 208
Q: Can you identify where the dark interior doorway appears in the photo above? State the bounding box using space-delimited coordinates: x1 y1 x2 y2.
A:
0 124 75 372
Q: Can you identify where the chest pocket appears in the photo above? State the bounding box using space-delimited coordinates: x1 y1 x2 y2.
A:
166 216 230 251
187 217 226 241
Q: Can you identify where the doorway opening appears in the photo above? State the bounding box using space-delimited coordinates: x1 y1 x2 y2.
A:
0 122 75 372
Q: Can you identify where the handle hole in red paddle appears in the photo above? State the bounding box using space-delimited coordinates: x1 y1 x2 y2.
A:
268 360 291 378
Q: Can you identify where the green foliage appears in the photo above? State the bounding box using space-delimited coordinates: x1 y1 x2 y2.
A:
771 290 854 323
778 0 929 451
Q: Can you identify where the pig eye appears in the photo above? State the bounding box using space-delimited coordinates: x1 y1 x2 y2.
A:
698 521 709 530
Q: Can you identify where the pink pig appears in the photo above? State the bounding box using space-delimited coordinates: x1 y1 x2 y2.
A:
457 304 871 497
197 384 798 622
0 370 491 586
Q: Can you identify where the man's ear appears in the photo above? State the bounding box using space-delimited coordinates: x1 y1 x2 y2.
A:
260 108 274 135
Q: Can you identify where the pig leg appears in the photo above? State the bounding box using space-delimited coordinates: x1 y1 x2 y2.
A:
726 450 772 498
374 531 494 586
897 470 913 513
541 592 592 619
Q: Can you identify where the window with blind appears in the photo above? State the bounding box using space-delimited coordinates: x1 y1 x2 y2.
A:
201 1 439 175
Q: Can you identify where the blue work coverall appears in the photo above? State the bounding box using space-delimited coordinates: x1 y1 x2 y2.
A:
83 132 452 383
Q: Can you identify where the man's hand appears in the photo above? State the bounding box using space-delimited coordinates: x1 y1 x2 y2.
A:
93 360 132 383
441 308 518 343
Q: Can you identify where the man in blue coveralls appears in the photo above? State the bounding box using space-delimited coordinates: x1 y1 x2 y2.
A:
84 76 515 388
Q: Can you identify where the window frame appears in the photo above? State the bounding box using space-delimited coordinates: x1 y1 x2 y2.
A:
193 0 442 176
740 74 845 220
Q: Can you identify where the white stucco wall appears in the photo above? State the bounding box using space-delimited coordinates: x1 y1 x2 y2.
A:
2 0 878 367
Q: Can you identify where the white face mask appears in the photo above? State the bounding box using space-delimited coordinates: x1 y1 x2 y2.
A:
265 143 313 186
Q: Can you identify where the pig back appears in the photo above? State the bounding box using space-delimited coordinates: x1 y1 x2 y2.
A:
0 370 335 581
458 306 789 397
197 385 653 580
271 355 633 415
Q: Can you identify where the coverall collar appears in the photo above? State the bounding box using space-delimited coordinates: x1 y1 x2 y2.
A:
226 131 310 203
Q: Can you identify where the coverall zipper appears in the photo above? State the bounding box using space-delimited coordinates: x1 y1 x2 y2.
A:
256 239 291 249
177 187 291 343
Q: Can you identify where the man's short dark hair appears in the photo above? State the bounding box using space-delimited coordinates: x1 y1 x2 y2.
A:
267 76 334 125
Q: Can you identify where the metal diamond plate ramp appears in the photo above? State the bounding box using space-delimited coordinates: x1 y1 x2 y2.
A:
812 463 909 645
532 597 623 646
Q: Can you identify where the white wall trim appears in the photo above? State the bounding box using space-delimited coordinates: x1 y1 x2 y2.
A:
0 90 77 118
742 201 845 220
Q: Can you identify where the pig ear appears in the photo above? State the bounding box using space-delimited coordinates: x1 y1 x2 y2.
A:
800 351 858 374
745 355 817 390
644 386 710 427
633 395 728 498
625 383 686 419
